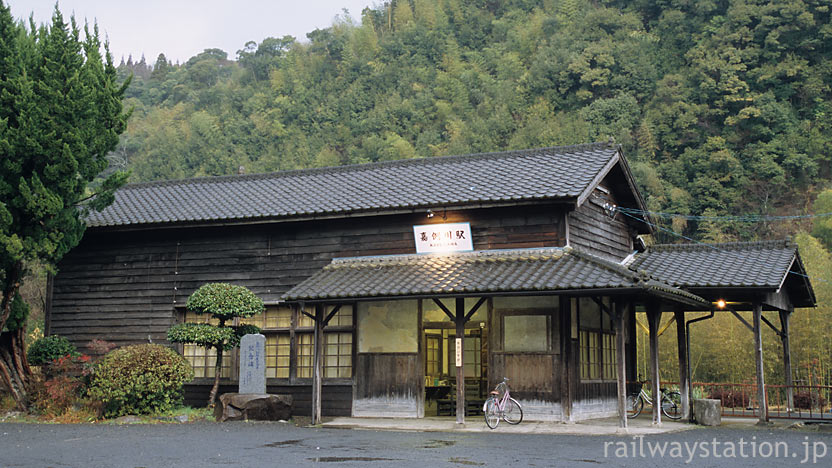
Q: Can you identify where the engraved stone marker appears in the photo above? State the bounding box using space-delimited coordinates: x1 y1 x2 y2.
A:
239 334 266 395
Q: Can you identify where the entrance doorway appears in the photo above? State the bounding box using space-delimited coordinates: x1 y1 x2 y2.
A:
422 298 488 417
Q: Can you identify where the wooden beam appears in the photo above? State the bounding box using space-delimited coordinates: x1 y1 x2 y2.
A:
592 296 614 321
752 302 768 424
646 303 662 426
634 315 676 337
455 297 465 425
559 296 573 423
322 304 342 328
658 315 676 337
728 309 754 332
311 304 324 425
760 314 784 338
763 289 792 312
780 309 794 411
674 307 689 421
615 301 628 430
432 298 455 322
464 297 487 323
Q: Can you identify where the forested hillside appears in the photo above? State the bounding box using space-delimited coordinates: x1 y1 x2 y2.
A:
113 0 832 245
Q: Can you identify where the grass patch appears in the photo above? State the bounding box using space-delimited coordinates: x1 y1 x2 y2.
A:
1 404 213 424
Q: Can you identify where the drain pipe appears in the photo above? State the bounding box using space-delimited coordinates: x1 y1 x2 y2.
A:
686 310 715 423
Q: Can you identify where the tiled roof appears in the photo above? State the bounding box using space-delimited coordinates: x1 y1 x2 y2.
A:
87 143 620 227
282 247 708 307
628 240 815 307
629 240 796 288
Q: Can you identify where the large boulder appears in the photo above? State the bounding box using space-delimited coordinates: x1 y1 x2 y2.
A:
693 398 722 426
215 393 292 422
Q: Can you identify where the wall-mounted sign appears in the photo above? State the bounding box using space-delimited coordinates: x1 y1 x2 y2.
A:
413 222 473 254
455 338 462 367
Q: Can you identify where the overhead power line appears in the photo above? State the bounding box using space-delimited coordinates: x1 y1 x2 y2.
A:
616 207 832 223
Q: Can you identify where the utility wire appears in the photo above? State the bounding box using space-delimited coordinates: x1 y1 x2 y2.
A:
617 207 832 223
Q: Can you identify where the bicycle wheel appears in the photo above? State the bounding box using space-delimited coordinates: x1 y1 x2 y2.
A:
504 398 523 425
661 391 683 420
484 398 500 429
627 394 644 419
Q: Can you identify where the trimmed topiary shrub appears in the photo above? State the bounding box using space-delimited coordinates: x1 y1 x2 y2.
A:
27 335 79 366
167 282 263 405
87 344 194 417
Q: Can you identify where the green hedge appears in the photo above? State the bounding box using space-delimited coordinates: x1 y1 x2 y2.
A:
27 335 79 366
88 344 194 417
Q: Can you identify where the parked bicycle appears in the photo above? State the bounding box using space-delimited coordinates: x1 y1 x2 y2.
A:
483 377 523 429
626 380 682 420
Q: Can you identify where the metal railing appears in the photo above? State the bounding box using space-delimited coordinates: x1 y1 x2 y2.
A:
641 381 832 420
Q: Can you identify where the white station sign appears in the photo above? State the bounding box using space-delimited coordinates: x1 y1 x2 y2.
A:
413 222 473 254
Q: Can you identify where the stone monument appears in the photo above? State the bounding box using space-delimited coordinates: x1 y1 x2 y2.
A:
215 333 292 422
239 333 266 394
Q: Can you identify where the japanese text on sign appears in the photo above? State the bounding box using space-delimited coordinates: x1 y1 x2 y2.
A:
413 222 473 254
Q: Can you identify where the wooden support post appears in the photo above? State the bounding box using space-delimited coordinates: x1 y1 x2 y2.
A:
646 304 662 426
559 296 573 423
780 308 794 411
615 302 628 430
455 297 465 425
674 307 689 421
311 304 324 425
753 302 768 424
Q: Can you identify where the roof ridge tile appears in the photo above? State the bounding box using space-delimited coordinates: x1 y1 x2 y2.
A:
117 142 617 192
646 239 793 253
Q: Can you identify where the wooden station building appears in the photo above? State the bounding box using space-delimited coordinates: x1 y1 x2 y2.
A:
45 142 815 426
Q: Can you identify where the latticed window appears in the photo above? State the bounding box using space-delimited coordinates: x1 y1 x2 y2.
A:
578 297 617 381
324 332 352 378
183 343 232 378
296 333 314 378
182 310 230 378
266 334 290 378
601 333 617 380
179 304 353 381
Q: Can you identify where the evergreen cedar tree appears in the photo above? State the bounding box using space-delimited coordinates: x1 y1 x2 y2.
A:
0 2 129 409
167 283 264 405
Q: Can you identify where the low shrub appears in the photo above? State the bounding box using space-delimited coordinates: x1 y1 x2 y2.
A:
27 335 79 366
793 391 828 410
88 344 194 418
30 354 92 417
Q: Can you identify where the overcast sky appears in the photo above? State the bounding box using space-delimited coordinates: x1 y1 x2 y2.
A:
14 1 378 64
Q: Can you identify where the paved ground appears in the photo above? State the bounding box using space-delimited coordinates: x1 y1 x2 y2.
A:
1 418 831 467
322 415 693 435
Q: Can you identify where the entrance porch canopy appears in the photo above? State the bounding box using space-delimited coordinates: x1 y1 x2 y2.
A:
283 246 709 425
282 246 708 307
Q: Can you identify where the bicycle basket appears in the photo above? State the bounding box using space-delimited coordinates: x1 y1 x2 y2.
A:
626 381 642 396
494 381 507 398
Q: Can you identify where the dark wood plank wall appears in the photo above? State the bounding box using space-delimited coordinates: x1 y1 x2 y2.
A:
491 354 559 401
353 353 422 417
50 205 566 350
49 205 566 410
568 187 633 262
354 353 421 399
576 382 618 403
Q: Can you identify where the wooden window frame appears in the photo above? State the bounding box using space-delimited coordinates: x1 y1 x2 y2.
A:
496 309 553 354
292 303 355 385
577 297 617 383
176 302 355 385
